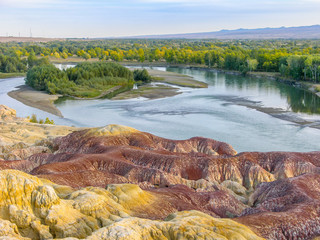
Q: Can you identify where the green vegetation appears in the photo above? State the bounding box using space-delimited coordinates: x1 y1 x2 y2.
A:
133 69 152 83
1 39 320 84
28 114 55 124
25 62 134 98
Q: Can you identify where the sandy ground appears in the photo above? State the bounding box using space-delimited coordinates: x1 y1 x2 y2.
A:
8 85 63 117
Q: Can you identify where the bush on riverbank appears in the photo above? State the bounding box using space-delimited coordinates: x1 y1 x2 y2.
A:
133 69 152 83
25 62 134 98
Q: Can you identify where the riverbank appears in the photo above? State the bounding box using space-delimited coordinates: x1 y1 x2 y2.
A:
8 85 63 117
119 61 320 98
246 71 320 97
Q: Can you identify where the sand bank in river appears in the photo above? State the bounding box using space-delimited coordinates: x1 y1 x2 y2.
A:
113 69 207 100
8 85 63 117
112 83 181 100
148 69 208 88
218 95 320 130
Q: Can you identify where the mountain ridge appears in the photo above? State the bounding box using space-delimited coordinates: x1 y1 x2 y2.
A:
124 25 320 39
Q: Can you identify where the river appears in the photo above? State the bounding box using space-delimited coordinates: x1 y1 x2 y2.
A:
1 66 320 152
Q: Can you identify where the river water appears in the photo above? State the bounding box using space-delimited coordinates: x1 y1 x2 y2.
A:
1 66 320 152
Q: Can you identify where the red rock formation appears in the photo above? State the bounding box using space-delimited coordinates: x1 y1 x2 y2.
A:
237 173 320 240
1 125 320 239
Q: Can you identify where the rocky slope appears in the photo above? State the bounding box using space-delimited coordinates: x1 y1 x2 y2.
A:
1 105 320 239
0 169 262 240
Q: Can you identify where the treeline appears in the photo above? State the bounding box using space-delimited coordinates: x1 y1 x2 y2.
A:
1 39 320 81
26 62 134 98
280 55 320 82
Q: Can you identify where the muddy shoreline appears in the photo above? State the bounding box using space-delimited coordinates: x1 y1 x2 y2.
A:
7 85 63 117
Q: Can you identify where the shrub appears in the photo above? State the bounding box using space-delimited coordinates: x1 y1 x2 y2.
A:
133 69 151 83
44 117 55 124
28 114 54 125
30 114 38 123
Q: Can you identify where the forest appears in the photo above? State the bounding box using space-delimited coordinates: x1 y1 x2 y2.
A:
0 39 320 82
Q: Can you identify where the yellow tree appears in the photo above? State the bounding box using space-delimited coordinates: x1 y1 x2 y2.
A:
138 48 145 62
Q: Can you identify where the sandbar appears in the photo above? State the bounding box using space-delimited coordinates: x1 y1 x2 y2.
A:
8 85 63 117
148 69 208 88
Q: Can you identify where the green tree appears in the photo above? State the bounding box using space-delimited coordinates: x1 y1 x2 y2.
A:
83 52 91 61
247 59 258 72
305 55 320 82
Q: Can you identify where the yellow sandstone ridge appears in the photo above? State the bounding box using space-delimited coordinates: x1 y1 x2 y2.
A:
87 211 264 240
0 169 264 240
0 105 18 121
86 124 139 137
0 105 81 160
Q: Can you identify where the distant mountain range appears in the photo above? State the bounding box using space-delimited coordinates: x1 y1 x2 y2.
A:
127 25 320 39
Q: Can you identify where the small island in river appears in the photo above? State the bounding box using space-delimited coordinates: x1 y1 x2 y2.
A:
8 62 208 117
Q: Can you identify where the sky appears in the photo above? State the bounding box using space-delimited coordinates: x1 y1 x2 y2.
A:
0 0 320 38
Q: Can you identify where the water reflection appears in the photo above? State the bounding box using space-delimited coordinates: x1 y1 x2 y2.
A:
280 85 320 114
168 67 320 115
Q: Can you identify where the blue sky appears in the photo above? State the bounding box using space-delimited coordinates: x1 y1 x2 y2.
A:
0 0 320 38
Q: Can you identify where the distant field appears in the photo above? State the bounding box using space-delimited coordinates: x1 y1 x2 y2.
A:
0 37 64 43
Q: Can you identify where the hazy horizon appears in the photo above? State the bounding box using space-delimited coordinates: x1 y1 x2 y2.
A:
1 0 320 38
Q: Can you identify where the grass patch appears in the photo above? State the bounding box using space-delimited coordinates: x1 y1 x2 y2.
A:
102 85 133 99
72 89 101 98
0 72 26 79
152 76 165 81
72 85 116 98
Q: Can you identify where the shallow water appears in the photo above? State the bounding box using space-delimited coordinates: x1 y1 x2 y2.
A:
1 67 320 152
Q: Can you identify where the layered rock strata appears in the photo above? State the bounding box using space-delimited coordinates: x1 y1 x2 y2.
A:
1 105 320 239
